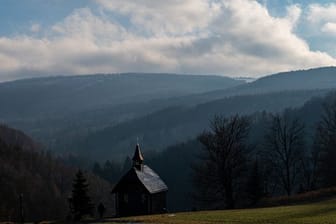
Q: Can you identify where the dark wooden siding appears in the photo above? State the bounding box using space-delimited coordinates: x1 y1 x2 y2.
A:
150 192 167 214
115 178 149 217
116 190 167 216
117 191 149 217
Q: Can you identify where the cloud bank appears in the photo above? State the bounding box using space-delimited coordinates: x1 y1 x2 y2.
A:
0 0 335 81
307 3 336 36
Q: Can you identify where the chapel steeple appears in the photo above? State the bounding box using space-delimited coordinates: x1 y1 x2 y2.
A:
132 144 144 170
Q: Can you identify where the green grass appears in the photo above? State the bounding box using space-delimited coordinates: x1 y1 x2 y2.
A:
108 199 336 224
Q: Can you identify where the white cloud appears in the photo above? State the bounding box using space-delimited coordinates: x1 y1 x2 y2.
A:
30 23 41 33
286 4 302 26
0 0 335 81
321 22 336 35
173 0 335 75
306 4 336 37
307 3 336 24
95 0 221 35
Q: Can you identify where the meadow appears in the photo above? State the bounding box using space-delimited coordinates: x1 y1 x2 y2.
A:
109 199 336 224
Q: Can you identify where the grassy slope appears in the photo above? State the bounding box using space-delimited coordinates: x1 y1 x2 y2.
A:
110 199 336 224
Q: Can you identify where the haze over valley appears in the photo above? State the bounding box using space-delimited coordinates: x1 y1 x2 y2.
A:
2 0 336 222
0 67 334 160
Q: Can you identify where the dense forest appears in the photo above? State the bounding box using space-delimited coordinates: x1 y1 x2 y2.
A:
0 125 113 222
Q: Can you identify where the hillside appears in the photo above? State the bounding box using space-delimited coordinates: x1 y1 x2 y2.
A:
0 125 112 222
57 67 336 160
0 73 243 151
0 73 242 119
252 66 336 92
0 124 40 151
112 198 336 224
188 66 336 101
1 67 336 158
121 67 336 112
75 89 329 160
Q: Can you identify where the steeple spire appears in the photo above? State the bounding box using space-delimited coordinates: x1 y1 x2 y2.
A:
132 144 144 170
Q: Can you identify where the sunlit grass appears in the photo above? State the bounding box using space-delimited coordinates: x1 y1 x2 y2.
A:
107 198 336 224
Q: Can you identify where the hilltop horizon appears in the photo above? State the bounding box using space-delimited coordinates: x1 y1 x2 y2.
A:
1 66 335 84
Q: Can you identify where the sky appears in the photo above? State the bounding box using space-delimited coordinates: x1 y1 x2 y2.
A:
0 0 336 81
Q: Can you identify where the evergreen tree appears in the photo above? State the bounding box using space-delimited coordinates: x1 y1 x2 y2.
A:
69 170 94 220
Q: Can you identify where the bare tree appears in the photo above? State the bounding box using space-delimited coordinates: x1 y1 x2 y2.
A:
193 115 250 209
314 100 336 187
246 159 264 205
263 113 305 196
299 147 319 192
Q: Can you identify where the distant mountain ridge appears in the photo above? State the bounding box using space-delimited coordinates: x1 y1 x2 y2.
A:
64 67 336 160
179 66 336 102
1 67 336 160
245 66 336 92
0 73 243 119
0 73 244 150
1 67 335 121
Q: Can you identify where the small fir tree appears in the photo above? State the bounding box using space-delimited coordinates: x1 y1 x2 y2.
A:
69 170 94 220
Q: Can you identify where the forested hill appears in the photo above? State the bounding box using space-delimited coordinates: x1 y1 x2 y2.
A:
0 73 243 148
75 89 329 160
0 124 40 151
0 125 112 222
253 66 336 91
178 66 336 102
76 67 336 160
0 73 242 119
1 67 336 160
